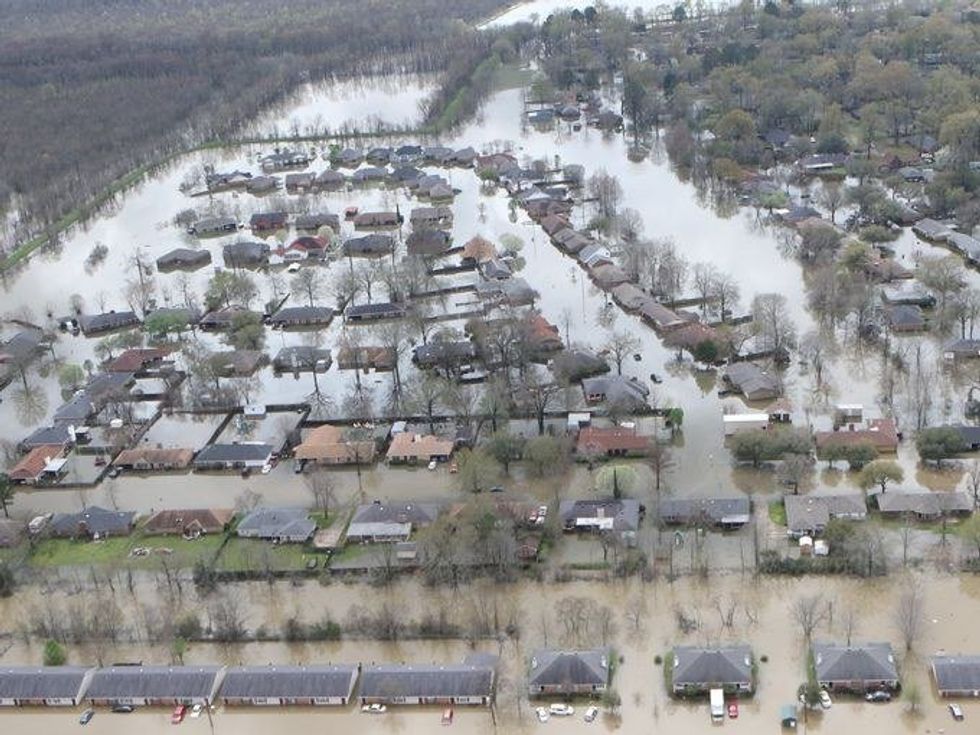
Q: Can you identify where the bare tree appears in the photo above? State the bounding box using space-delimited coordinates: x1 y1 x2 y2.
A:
304 468 336 514
894 578 925 652
603 330 641 375
792 594 828 642
290 268 325 307
692 262 718 314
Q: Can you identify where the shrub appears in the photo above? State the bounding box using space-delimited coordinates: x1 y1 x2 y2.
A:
43 639 66 666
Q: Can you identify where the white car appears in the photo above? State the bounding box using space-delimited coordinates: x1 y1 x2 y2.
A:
549 703 574 717
362 703 387 714
189 704 203 719
286 262 302 273
535 706 550 723
428 459 438 470
584 706 599 722
819 690 832 709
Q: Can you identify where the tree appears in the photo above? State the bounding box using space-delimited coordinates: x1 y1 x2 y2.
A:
731 430 810 468
205 270 258 310
144 310 190 339
712 273 740 321
57 363 85 394
960 514 980 559
304 468 336 513
894 579 925 652
587 170 623 221
486 431 524 475
817 182 844 224
525 435 566 478
227 311 265 351
0 474 14 518
843 442 877 470
751 293 797 355
858 460 903 494
792 594 827 642
916 427 965 467
290 268 325 307
645 441 674 492
43 639 66 666
456 448 500 493
603 330 640 375
518 370 560 435
939 109 980 167
778 454 811 494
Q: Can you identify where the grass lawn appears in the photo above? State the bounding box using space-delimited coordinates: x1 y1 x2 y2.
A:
768 501 787 526
29 532 225 569
214 538 320 572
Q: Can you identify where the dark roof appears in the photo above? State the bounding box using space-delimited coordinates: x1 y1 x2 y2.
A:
272 346 332 370
559 498 641 532
104 348 172 373
932 655 980 694
156 248 212 269
77 311 140 334
581 375 650 405
49 506 135 537
343 234 395 256
413 340 476 364
344 302 406 318
723 362 781 400
220 665 358 700
21 425 71 449
359 664 494 699
269 306 334 326
812 642 898 684
528 649 608 689
351 501 442 526
223 241 270 264
194 443 273 464
783 494 867 533
407 229 451 255
887 304 924 329
0 666 93 700
236 507 315 540
86 666 222 701
672 646 753 688
658 497 751 526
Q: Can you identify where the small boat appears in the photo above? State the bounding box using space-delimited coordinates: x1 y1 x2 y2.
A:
441 707 454 725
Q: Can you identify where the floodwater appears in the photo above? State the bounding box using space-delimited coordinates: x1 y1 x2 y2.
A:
3 574 980 733
1 69 978 513
482 0 738 28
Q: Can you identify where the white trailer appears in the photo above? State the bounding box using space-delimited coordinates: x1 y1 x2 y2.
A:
723 413 770 436
710 688 725 721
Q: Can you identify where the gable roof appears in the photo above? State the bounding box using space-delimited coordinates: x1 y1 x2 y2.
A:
8 444 65 481
528 649 608 689
723 362 781 400
672 646 753 688
0 666 94 701
812 642 898 684
49 507 135 537
559 498 641 532
236 507 315 540
194 443 273 464
932 655 980 695
86 666 222 701
294 425 377 463
658 497 752 526
386 432 454 460
220 665 358 700
359 664 494 699
104 348 172 373
784 494 867 533
143 508 233 535
576 426 650 454
351 501 442 526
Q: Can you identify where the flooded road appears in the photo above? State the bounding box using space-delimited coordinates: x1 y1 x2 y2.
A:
3 574 980 733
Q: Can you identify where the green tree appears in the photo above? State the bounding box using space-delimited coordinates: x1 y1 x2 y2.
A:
57 363 85 393
730 429 811 468
43 639 66 666
858 460 904 493
0 474 12 518
455 448 500 493
227 311 265 351
485 431 524 475
525 435 566 477
916 427 965 467
960 514 980 559
843 442 877 470
144 310 190 339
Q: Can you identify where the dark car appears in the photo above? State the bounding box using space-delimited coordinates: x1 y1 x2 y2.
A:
79 709 95 725
865 690 891 703
111 704 135 713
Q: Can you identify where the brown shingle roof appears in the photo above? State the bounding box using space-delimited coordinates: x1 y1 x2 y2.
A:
575 426 650 455
815 418 898 452
143 508 234 535
8 445 65 481
294 425 377 464
104 348 172 373
386 433 454 462
113 447 195 469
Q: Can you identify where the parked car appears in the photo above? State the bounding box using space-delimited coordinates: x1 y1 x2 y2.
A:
819 690 832 709
79 709 95 725
584 706 599 722
535 707 549 723
111 704 135 713
949 703 964 721
865 690 892 703
171 705 187 724
362 704 387 714
549 703 574 717
189 704 203 719
727 701 739 719
428 459 438 470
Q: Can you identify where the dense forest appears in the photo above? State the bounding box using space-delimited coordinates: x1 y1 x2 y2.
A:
0 0 514 258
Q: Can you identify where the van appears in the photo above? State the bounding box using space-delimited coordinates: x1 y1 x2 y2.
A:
710 689 725 722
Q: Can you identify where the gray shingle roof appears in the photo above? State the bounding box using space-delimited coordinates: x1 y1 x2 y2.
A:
359 664 494 699
812 642 898 685
194 443 273 465
49 507 135 538
784 494 867 533
220 665 357 700
658 497 751 526
528 649 608 689
236 507 314 539
932 655 980 694
86 666 222 701
0 666 93 700
351 502 442 526
672 646 753 688
559 498 641 532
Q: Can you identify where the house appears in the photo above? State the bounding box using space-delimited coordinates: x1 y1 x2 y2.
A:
450 147 477 167
407 229 451 256
386 432 454 464
346 501 442 544
77 311 140 336
480 258 512 281
284 172 316 192
333 148 363 167
798 153 848 173
610 283 651 312
261 150 311 171
353 211 400 229
638 302 689 332
342 234 395 258
872 490 972 520
722 363 781 401
783 494 867 537
550 350 609 383
390 165 424 185
85 666 224 706
410 206 453 229
193 443 273 470
413 340 477 369
7 445 68 485
211 350 267 377
344 302 406 323
559 498 641 537
336 345 396 371
461 236 497 264
475 277 539 307
205 171 251 191
658 497 752 530
552 228 595 255
814 418 899 454
949 424 980 450
578 243 614 269
671 646 754 694
272 346 331 372
245 176 280 194
112 447 194 472
913 218 952 242
104 347 172 374
249 212 288 233
591 109 623 130
948 232 980 265
575 426 650 458
143 508 233 536
931 655 980 698
282 235 329 260
295 213 340 232
524 313 563 354
358 661 495 706
268 306 334 329
391 144 423 165
527 649 610 696
366 147 392 165
722 413 770 436
156 248 212 271
581 375 650 410
315 169 346 190
294 425 377 466
943 339 980 360
539 215 571 237
0 667 95 706
351 166 389 185
223 241 270 267
199 306 261 331
881 282 935 308
236 508 315 543
886 304 925 332
49 507 135 540
811 642 899 693
189 216 238 237
589 264 630 290
20 425 72 451
218 665 358 706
